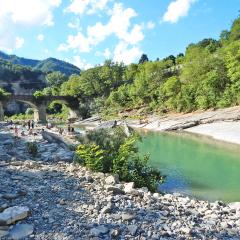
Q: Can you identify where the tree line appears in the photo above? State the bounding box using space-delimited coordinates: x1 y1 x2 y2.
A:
38 16 240 118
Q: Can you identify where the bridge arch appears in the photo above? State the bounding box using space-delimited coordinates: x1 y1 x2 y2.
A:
0 95 80 123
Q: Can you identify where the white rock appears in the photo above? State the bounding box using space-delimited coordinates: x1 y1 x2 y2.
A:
90 225 109 236
127 225 138 235
228 202 240 210
105 175 119 185
0 226 9 238
153 193 160 199
181 227 192 234
124 182 134 193
9 224 34 240
122 213 135 221
0 206 30 225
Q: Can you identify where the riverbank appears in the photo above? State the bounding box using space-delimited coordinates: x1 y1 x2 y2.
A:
0 123 240 239
117 106 240 145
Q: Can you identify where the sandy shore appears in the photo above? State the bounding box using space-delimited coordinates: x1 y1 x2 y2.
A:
185 121 240 145
125 106 240 145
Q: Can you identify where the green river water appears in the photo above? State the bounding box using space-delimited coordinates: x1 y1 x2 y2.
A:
68 123 240 202
138 131 240 202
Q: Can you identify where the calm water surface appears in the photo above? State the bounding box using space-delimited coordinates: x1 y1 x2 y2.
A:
138 131 240 202
71 123 240 202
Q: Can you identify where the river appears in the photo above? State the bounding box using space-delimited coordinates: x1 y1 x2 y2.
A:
138 130 240 202
63 122 240 202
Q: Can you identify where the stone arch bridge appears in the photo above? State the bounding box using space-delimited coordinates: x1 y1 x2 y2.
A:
0 95 80 123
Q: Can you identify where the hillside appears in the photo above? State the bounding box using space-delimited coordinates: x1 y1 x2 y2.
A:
0 59 46 94
0 51 80 76
34 58 80 76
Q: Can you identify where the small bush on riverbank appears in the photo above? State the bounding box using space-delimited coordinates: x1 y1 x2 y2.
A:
75 127 164 191
75 144 106 172
27 142 38 157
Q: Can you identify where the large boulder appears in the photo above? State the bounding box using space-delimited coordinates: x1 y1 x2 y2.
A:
0 206 30 225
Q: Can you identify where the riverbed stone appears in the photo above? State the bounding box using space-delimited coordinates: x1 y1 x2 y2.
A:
124 182 134 193
90 225 109 236
127 225 138 235
106 186 124 195
0 206 30 225
122 213 135 221
0 226 9 238
9 224 34 240
105 175 119 185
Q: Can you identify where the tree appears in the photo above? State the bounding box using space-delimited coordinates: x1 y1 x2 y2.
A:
220 30 230 44
46 71 68 87
0 88 10 100
163 55 176 65
138 54 149 64
229 17 240 41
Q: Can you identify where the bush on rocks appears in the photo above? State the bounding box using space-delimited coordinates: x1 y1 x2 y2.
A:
75 127 164 191
75 144 106 172
26 142 38 157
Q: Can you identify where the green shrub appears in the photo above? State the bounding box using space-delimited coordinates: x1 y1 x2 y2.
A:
27 142 38 157
5 113 33 121
75 144 106 172
25 108 34 115
75 127 164 191
0 88 10 100
113 136 164 191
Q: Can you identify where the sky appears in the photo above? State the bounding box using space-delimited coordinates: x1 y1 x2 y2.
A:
0 0 239 70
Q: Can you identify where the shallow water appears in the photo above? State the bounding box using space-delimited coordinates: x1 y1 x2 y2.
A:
138 131 240 202
67 122 240 202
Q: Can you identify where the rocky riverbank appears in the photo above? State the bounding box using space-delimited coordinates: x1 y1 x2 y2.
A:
0 123 240 239
86 106 240 145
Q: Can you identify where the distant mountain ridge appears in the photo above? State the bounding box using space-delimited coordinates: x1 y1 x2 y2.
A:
0 51 80 76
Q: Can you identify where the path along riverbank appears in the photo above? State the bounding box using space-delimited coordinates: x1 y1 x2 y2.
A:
0 123 240 239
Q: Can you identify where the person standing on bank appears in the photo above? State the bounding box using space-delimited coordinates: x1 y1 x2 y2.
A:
27 120 31 130
67 124 71 133
31 120 34 129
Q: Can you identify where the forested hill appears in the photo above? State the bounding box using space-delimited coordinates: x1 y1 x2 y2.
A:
0 51 80 76
0 59 46 93
33 58 80 76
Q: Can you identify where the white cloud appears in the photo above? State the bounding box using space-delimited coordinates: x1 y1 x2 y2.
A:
0 35 24 53
65 0 110 15
72 56 93 70
96 48 111 58
0 0 61 52
60 3 144 53
57 32 91 53
44 49 50 55
113 41 142 64
37 34 45 41
0 0 61 26
15 37 24 49
163 0 196 23
147 21 155 29
103 48 111 58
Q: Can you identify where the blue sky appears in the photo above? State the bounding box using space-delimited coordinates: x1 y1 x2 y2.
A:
0 0 239 69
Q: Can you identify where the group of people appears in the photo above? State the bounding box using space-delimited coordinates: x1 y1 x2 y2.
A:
11 118 76 138
57 124 75 135
13 120 36 137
